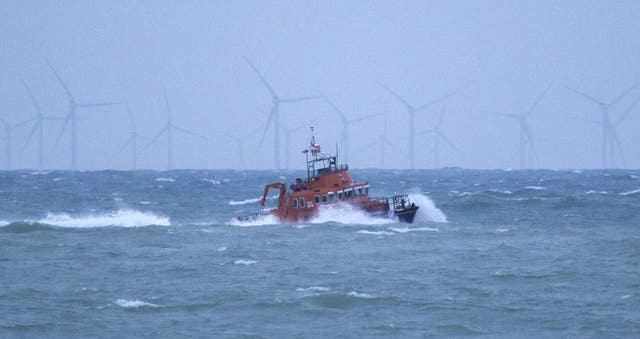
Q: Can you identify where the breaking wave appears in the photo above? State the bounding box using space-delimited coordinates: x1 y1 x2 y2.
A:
32 209 170 228
311 203 393 225
409 194 448 223
115 299 159 308
228 195 279 206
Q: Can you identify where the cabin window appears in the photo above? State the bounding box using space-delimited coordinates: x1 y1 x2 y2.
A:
314 195 320 204
347 189 353 198
329 192 335 202
300 198 305 208
358 188 364 196
292 199 298 208
353 188 359 196
364 187 369 195
322 194 328 203
338 192 343 200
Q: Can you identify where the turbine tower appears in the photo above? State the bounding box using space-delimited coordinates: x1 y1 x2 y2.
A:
326 99 381 165
483 85 551 169
119 103 149 169
22 80 63 169
0 118 32 170
245 58 323 170
150 88 205 170
418 102 458 168
48 61 123 170
378 82 454 169
567 83 638 168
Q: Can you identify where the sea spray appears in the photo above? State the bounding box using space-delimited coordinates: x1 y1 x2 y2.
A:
408 194 448 223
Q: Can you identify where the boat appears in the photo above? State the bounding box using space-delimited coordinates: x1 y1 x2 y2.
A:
236 129 419 223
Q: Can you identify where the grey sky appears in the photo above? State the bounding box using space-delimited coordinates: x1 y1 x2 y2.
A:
1 0 639 170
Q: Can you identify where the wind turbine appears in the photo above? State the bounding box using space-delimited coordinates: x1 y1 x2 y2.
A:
150 88 206 170
245 58 323 170
22 80 63 169
378 82 454 169
567 83 638 168
0 118 32 170
418 102 458 168
119 103 149 169
326 99 381 165
482 85 551 169
48 61 123 170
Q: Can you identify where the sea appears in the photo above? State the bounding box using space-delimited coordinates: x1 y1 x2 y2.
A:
1 169 639 337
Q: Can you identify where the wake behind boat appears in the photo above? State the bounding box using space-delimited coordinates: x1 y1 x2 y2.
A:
236 129 419 224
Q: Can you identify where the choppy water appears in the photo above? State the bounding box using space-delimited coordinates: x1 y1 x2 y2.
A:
1 169 639 337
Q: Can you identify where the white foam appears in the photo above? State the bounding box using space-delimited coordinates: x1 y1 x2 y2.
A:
0 220 9 227
35 209 170 228
204 179 220 185
347 291 374 299
229 213 280 226
296 286 330 292
115 299 159 308
585 190 607 195
390 226 439 233
525 186 545 190
409 194 448 223
52 177 63 182
489 189 513 195
310 203 393 225
357 229 394 235
139 201 151 205
496 228 510 233
631 175 640 179
234 259 257 265
155 177 175 182
620 189 640 196
216 246 227 252
29 171 49 175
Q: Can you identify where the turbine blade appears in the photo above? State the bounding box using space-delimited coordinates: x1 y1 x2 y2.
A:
173 125 208 140
76 101 124 108
46 60 74 100
438 131 459 151
54 114 72 147
119 135 135 153
280 95 324 103
566 86 605 107
415 92 455 112
349 113 382 124
162 85 172 120
614 95 640 125
565 115 600 126
22 80 42 113
609 82 638 106
244 57 278 99
149 126 169 145
258 105 277 146
24 120 42 148
481 110 519 119
325 98 348 124
524 83 552 117
377 82 412 109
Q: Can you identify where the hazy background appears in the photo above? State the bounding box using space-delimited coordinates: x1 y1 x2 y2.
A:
1 0 639 170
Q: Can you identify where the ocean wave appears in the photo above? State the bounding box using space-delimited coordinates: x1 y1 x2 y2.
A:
524 186 546 190
234 259 257 265
296 286 330 292
0 222 55 233
357 229 394 235
155 177 175 182
115 299 159 309
390 226 439 233
620 189 640 196
33 209 170 228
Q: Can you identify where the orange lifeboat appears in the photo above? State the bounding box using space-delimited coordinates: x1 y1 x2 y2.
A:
238 130 419 223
